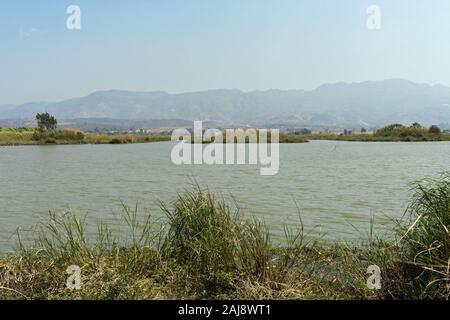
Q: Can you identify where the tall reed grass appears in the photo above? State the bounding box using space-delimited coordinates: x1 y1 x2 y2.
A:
399 174 450 299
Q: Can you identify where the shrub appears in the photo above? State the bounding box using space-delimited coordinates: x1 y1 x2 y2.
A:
32 129 85 142
56 128 85 141
375 123 428 138
76 131 85 140
429 125 441 135
109 138 123 144
161 187 239 292
32 130 49 141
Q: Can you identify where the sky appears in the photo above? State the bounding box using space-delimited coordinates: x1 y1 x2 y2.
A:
1 0 450 104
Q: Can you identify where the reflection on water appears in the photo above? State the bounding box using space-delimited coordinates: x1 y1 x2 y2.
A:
1 140 450 251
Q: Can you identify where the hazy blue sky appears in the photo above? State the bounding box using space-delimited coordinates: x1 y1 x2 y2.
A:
1 0 450 104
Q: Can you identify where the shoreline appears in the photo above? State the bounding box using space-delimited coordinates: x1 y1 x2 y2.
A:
0 139 170 147
6 134 450 146
305 133 450 142
0 129 171 147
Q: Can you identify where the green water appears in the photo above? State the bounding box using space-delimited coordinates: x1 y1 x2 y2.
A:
1 140 450 251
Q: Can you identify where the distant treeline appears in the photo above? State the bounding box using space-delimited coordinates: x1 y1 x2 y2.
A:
306 123 450 142
374 123 442 138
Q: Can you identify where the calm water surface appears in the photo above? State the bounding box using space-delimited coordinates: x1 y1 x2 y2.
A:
1 140 450 251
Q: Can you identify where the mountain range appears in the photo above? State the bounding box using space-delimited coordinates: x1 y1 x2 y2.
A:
2 79 450 128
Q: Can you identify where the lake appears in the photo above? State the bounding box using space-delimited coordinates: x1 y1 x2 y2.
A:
1 140 450 251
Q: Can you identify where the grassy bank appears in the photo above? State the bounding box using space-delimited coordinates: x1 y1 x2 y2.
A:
190 131 308 144
4 123 450 146
279 133 308 143
0 175 449 300
0 128 170 146
306 133 450 142
0 128 307 146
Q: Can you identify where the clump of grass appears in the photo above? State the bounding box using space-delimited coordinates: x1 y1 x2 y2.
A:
161 187 239 294
32 129 85 143
160 186 304 295
398 174 450 299
84 133 169 145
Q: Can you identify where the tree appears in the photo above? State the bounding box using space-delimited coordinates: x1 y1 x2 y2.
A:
361 127 367 133
36 113 57 131
428 125 441 135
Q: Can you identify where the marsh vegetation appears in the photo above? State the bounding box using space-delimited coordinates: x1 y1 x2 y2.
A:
307 123 450 142
0 127 170 146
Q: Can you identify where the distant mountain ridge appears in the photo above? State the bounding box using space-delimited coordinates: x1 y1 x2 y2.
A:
2 79 450 127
